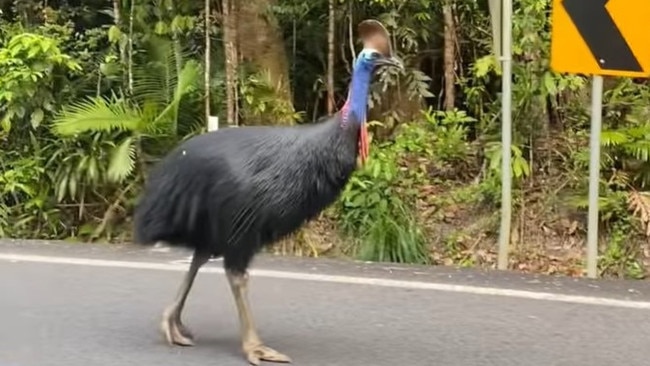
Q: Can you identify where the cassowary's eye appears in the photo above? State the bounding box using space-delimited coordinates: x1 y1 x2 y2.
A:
364 51 381 61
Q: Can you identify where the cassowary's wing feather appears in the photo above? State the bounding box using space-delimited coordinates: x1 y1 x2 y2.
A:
215 117 357 247
221 125 321 246
135 114 358 252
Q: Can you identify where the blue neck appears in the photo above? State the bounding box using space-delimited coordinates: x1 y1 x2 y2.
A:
343 63 373 125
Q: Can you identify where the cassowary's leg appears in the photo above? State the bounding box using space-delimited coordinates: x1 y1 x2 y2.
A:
161 250 210 346
226 270 291 365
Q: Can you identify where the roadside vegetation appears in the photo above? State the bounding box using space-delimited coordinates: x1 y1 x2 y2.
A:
2 0 650 279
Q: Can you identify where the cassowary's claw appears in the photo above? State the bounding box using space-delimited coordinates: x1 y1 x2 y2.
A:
225 271 290 365
159 252 210 347
245 344 292 366
161 308 195 346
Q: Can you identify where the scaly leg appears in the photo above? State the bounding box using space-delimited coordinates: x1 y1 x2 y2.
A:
161 251 210 346
226 270 291 366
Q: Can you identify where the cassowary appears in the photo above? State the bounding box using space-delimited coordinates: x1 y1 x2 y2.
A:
133 19 403 365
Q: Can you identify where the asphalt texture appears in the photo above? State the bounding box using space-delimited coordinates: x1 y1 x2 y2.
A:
2 239 650 366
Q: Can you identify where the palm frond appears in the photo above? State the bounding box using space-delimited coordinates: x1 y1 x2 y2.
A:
173 59 201 101
107 136 137 183
129 39 201 137
132 37 196 108
177 95 206 136
150 60 202 132
132 47 176 107
141 99 173 136
601 130 629 147
52 94 143 136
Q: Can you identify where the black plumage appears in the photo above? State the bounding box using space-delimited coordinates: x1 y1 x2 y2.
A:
134 119 360 273
132 19 403 366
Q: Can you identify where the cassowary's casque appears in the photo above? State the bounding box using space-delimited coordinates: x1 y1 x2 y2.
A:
133 19 403 365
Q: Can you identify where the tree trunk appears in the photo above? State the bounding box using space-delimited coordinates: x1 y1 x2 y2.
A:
442 0 456 111
204 0 211 125
361 16 424 139
111 0 127 90
236 0 294 125
222 0 238 126
369 85 424 140
127 0 135 95
326 0 335 115
167 0 184 78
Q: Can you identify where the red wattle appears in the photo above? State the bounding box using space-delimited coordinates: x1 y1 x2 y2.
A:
358 123 369 165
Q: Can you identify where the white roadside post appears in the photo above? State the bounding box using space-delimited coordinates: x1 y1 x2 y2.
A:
498 0 513 271
586 76 603 278
489 0 513 271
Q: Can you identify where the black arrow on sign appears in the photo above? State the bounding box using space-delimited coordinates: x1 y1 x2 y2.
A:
562 0 642 72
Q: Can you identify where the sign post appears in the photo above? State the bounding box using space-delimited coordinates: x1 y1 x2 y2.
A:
488 0 513 271
497 0 513 271
586 76 603 279
487 0 502 73
550 0 650 278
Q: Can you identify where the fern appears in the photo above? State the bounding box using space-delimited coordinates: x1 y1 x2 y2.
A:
628 190 650 236
601 123 650 187
626 140 650 162
601 130 629 147
151 59 201 134
51 39 203 189
52 94 143 136
132 38 194 107
107 136 137 183
50 42 202 199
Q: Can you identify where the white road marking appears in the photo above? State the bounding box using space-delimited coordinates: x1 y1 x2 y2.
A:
1 252 650 310
169 255 222 265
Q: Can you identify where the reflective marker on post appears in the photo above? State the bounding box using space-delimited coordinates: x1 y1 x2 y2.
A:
208 116 219 132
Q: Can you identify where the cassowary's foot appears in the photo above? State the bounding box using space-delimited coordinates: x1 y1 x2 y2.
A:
161 307 195 346
226 270 292 365
244 342 291 366
160 251 210 347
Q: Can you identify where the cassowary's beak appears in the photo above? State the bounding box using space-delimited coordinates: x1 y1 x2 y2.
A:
377 56 404 70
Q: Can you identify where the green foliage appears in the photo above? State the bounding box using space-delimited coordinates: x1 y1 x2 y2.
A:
421 108 476 162
600 83 650 189
0 23 84 238
338 134 430 265
599 218 645 279
52 56 202 186
0 32 81 135
239 69 303 124
2 0 650 277
0 150 64 237
53 94 144 136
337 107 480 264
46 133 115 203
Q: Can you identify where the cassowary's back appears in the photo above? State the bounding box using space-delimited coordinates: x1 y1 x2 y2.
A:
133 114 359 259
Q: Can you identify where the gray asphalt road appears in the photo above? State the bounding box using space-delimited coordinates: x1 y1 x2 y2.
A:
1 240 650 366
